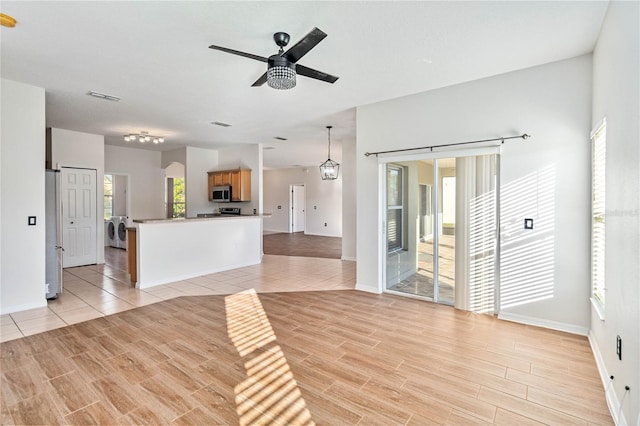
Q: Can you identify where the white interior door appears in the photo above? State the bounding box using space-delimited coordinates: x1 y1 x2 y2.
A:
61 167 97 267
291 185 305 233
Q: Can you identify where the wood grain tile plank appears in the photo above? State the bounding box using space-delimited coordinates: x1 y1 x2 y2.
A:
477 386 588 425
323 381 412 425
494 408 547 426
47 370 100 415
8 392 63 425
526 386 613 425
91 375 139 416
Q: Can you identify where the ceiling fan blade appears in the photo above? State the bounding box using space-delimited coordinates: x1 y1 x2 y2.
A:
296 64 339 84
251 72 268 87
282 27 327 64
208 45 268 63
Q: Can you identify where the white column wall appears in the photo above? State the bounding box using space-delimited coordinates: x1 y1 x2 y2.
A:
0 79 47 314
356 55 593 333
341 136 357 260
104 145 164 223
185 146 218 217
589 1 640 424
217 144 262 215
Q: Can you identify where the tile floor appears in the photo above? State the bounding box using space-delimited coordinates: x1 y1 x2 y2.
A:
1 249 356 343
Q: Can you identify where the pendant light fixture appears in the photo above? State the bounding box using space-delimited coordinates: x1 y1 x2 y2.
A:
319 126 340 180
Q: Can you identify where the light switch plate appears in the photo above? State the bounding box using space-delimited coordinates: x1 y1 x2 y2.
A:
28 216 36 226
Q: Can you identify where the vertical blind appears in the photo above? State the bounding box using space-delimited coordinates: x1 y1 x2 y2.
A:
591 121 606 305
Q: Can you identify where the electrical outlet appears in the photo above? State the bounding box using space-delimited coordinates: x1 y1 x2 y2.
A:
314 206 317 210
524 218 533 229
277 205 281 209
616 335 622 360
28 216 36 226
324 222 327 227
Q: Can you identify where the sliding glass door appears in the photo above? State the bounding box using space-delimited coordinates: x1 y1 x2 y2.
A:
384 153 498 313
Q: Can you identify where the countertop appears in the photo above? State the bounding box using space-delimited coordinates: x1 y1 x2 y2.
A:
133 214 271 224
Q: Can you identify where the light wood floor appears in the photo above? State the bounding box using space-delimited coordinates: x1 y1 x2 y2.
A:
263 232 342 259
1 285 611 424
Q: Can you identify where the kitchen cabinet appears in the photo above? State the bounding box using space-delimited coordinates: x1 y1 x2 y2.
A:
208 169 251 201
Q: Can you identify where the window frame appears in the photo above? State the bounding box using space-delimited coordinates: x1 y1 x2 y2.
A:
103 174 113 220
387 164 407 253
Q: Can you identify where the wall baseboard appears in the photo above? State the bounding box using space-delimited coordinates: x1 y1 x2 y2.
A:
497 311 589 336
588 332 627 426
0 299 48 316
355 282 380 294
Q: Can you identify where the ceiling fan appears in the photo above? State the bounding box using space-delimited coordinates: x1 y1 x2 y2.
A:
209 27 339 90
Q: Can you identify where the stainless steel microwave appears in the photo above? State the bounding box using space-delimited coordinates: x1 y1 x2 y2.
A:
212 185 231 202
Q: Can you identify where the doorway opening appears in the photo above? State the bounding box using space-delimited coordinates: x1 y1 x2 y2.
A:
383 151 499 313
289 184 306 233
165 162 185 218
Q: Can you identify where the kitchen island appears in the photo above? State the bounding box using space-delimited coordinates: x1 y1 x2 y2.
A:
132 215 265 289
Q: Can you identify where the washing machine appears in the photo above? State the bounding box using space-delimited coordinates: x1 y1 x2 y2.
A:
107 217 118 247
116 216 127 249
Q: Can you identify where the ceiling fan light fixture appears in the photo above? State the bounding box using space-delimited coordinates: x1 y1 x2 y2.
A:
267 55 296 90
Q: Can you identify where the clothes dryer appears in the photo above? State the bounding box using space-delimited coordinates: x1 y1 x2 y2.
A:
116 216 127 249
108 217 118 247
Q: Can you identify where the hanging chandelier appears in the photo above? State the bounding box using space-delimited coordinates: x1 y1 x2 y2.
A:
123 131 165 144
319 126 339 180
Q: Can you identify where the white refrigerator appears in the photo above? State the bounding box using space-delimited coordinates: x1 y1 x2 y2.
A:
45 169 63 299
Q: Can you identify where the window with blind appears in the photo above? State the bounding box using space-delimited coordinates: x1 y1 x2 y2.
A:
591 120 606 307
387 165 406 252
103 174 113 220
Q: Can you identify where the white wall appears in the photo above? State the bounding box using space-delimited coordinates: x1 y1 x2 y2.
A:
113 175 127 216
341 137 357 260
217 144 262 215
165 162 184 179
185 146 218 217
105 145 164 223
263 167 343 237
0 79 47 314
356 55 593 334
51 128 105 263
589 2 640 424
263 168 306 233
161 147 187 170
305 167 342 237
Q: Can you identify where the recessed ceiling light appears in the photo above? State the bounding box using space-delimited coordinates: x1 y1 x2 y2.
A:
274 136 287 141
211 121 232 127
87 91 120 101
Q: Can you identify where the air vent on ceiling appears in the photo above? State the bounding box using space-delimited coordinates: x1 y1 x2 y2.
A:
211 121 232 127
273 136 287 141
87 91 120 101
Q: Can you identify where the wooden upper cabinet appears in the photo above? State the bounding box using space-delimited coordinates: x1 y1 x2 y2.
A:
207 169 251 202
230 169 251 202
213 172 231 186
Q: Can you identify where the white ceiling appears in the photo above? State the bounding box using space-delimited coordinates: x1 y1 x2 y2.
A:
1 1 608 168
